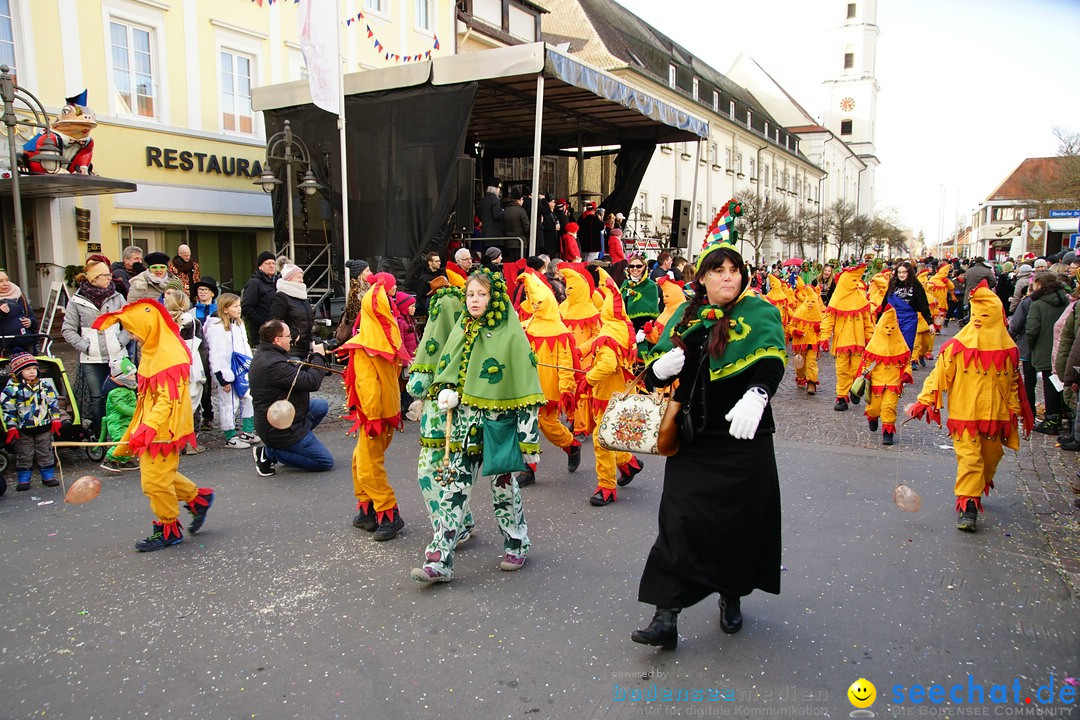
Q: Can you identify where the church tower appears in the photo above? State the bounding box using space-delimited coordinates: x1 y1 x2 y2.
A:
822 0 880 216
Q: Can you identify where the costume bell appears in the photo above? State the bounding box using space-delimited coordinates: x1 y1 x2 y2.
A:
407 278 474 539
818 265 875 411
558 263 601 435
788 280 823 394
520 273 580 483
341 273 412 541
412 270 543 582
582 270 642 506
91 300 213 552
908 282 1033 532
860 307 911 445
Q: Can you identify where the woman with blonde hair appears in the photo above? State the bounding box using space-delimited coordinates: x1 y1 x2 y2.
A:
205 292 256 448
163 289 209 453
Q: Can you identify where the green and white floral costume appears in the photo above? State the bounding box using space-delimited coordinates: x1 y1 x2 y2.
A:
422 270 544 578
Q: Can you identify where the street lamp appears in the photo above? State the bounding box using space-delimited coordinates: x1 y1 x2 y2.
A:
0 64 63 292
254 119 321 261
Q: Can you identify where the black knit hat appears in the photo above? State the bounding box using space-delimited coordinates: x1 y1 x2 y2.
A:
144 251 170 268
345 258 370 278
257 251 276 266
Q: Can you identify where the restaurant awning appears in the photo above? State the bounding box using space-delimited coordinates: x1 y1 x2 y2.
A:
0 174 137 200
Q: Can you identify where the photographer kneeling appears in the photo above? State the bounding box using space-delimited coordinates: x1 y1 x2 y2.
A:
249 319 334 476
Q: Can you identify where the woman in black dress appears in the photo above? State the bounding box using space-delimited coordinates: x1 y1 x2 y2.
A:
632 243 786 650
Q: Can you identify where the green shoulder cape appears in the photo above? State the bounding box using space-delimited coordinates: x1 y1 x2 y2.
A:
410 286 464 374
620 275 660 320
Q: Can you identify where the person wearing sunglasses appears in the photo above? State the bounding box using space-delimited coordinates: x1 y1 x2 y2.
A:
127 251 178 303
621 253 660 356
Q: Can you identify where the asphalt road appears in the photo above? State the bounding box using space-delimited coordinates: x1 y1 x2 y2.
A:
0 406 1076 719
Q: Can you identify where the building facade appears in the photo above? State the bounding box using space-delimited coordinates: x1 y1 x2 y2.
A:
2 0 456 306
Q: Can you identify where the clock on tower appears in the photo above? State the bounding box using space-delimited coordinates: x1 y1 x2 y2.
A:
840 97 856 112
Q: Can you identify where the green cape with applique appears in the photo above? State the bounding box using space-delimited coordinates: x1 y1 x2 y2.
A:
651 287 787 380
410 286 464 374
620 274 660 320
431 271 545 411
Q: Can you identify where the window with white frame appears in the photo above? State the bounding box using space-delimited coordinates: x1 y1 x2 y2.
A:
764 121 769 139
0 0 15 78
220 50 254 134
692 77 699 100
746 109 752 127
749 159 756 178
668 64 676 88
110 19 157 118
695 203 702 224
729 100 735 118
724 148 731 168
661 195 669 218
638 192 648 216
712 90 719 112
366 0 388 16
736 153 743 173
416 0 433 31
763 165 770 186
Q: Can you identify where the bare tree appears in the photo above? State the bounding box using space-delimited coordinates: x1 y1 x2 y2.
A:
784 207 817 260
825 200 858 261
1052 126 1080 207
735 191 791 264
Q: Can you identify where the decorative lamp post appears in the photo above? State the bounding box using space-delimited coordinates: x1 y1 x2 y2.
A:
254 119 321 261
0 65 63 290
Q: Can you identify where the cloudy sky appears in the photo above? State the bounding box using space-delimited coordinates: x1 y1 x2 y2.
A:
611 0 1080 245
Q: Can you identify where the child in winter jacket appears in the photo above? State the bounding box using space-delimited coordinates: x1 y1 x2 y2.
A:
99 357 139 473
394 292 420 413
205 293 256 448
1 351 61 491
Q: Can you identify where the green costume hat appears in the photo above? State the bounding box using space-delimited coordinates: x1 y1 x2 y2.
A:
651 287 787 381
432 269 545 411
696 199 743 272
410 285 464 374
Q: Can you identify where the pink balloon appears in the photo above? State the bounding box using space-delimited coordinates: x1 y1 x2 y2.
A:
893 484 922 513
65 476 101 505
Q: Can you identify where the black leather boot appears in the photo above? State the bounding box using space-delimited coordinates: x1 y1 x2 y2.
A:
566 443 581 473
631 608 679 649
718 594 743 634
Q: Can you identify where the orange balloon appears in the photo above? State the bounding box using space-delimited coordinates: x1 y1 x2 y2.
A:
893 483 922 513
65 475 101 505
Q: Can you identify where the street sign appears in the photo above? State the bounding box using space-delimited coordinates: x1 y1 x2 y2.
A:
1049 209 1080 218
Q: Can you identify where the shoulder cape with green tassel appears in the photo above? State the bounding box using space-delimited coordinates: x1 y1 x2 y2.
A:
431 272 545 411
651 289 788 380
620 275 660 320
410 286 464 374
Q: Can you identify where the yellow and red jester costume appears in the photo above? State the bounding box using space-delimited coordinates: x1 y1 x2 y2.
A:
859 307 911 445
445 260 468 288
909 282 1033 531
559 263 602 435
926 265 954 327
789 281 823 394
92 299 213 552
764 273 793 328
341 273 412 539
642 276 688 359
867 268 892 316
818 265 875 409
581 272 641 506
521 272 581 482
914 293 938 367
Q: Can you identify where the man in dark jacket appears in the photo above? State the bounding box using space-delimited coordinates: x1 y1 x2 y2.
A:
501 188 530 246
249 319 333 476
241 251 279 345
110 245 144 299
478 177 504 240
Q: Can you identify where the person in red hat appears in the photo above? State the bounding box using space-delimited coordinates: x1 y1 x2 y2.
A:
1 351 62 492
561 222 582 262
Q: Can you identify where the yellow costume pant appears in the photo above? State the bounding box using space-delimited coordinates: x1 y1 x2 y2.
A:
352 430 397 513
141 451 197 523
952 432 1004 500
916 330 934 360
592 424 632 491
866 390 899 426
539 405 574 449
795 349 819 384
834 351 863 399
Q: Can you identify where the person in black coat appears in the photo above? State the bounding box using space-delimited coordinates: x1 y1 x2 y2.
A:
538 195 560 258
632 244 785 650
248 319 333 475
267 262 314 357
0 270 36 354
414 252 444 315
879 261 932 323
241 251 279 345
478 178 504 240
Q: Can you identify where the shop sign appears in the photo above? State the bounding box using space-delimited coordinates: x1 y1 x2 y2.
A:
145 146 263 178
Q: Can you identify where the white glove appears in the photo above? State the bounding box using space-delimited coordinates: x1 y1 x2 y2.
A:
724 387 768 440
437 388 460 412
651 348 685 381
635 329 646 344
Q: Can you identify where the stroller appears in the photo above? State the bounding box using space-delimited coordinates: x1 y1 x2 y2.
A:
0 334 102 473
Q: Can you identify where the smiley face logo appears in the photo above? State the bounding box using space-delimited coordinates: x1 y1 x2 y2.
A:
848 678 876 709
